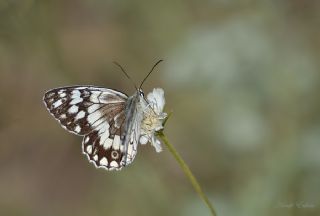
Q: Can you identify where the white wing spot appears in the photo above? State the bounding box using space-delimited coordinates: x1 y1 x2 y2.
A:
74 125 81 133
86 145 92 154
87 111 101 125
53 99 63 108
93 155 98 161
71 90 81 98
60 114 67 119
88 104 100 113
90 94 99 103
59 92 66 97
75 110 85 120
103 138 113 149
99 127 110 145
113 135 121 150
100 157 108 166
70 98 83 105
68 105 79 114
85 136 90 143
110 161 119 168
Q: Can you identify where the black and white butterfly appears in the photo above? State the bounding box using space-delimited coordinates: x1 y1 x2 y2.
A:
43 60 163 171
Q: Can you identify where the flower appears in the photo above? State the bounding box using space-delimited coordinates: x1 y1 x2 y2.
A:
140 88 167 152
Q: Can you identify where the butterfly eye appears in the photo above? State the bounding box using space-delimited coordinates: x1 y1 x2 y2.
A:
139 90 144 97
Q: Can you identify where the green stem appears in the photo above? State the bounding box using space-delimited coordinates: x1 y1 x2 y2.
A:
157 132 217 216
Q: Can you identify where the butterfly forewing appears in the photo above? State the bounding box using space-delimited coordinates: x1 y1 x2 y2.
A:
43 86 127 135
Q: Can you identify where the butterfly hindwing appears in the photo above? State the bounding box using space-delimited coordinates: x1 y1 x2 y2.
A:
82 96 142 170
82 125 124 170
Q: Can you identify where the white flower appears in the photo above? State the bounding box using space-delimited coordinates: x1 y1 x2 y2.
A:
140 88 167 152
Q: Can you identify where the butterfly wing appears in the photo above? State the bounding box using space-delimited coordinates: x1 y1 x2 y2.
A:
43 86 140 170
43 86 128 135
82 109 128 170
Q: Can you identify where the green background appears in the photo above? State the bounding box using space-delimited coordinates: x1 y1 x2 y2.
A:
0 1 319 215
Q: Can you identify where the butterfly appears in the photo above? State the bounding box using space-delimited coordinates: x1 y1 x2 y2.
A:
43 60 166 171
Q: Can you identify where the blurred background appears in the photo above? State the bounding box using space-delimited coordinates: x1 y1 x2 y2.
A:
0 1 319 215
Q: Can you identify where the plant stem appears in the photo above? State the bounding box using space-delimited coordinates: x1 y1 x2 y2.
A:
157 132 217 216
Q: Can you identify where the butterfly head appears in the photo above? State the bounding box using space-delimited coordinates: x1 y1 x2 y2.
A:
136 88 146 104
138 89 144 97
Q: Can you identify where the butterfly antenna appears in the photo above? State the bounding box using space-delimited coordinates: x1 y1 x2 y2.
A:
113 61 138 91
139 59 163 89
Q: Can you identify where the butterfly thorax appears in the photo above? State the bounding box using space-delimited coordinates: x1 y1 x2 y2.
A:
123 92 144 130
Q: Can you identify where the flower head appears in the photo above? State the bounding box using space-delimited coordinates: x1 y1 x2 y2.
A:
140 88 167 152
